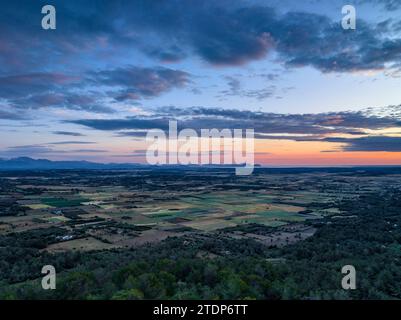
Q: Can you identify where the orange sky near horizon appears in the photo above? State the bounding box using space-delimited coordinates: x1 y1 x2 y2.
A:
23 130 401 166
254 139 401 166
255 151 401 166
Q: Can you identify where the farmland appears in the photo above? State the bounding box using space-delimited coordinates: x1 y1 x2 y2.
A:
0 168 360 252
1 167 399 252
1 167 401 299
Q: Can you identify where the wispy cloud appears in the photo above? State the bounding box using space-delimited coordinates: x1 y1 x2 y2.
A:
48 141 96 145
0 143 105 158
52 131 86 137
218 76 276 101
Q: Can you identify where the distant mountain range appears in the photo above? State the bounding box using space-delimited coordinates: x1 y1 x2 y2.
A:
0 157 257 171
0 157 142 170
2 157 400 173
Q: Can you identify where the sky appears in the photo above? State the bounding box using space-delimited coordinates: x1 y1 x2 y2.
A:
1 0 401 166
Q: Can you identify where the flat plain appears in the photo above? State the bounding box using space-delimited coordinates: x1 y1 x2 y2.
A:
1 167 399 252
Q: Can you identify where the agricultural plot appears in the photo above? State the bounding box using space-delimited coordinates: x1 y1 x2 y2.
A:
2 169 398 252
45 237 118 252
41 197 89 208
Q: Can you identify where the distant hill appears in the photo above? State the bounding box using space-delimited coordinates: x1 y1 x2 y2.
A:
0 157 262 171
1 157 401 174
0 157 142 170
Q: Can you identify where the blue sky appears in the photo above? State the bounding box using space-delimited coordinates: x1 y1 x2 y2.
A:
1 0 401 164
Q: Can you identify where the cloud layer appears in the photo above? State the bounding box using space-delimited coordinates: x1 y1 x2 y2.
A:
1 1 401 160
69 105 401 152
1 1 401 119
0 67 190 117
1 1 401 73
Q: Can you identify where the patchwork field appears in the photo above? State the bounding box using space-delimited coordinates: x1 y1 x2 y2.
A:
1 168 391 252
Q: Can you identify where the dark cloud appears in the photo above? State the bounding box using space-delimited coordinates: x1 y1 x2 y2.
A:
48 141 96 145
0 109 28 120
71 149 108 153
68 106 401 139
0 73 114 114
138 3 397 71
115 131 149 138
14 92 116 114
324 136 401 152
0 67 190 114
144 45 187 63
89 66 190 101
0 73 79 99
2 1 401 74
253 134 324 141
52 131 86 137
69 105 401 152
70 118 170 131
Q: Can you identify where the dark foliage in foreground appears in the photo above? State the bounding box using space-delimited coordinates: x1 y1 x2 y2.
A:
1 191 401 300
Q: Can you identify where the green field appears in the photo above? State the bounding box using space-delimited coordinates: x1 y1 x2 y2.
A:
41 197 89 208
